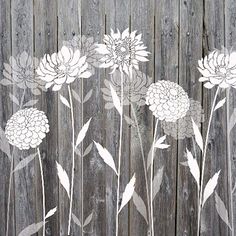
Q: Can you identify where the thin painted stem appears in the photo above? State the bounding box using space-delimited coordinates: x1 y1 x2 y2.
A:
150 119 158 236
37 148 46 236
197 86 220 235
131 103 151 231
68 85 75 235
6 88 26 236
116 70 124 236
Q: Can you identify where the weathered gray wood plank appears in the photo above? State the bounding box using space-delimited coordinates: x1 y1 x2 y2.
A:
154 0 179 235
34 0 59 235
57 0 82 235
202 0 229 235
130 0 154 235
177 0 203 235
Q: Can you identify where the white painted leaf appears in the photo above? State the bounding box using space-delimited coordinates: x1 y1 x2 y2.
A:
9 93 19 106
147 144 156 171
202 170 221 207
0 127 11 159
83 142 93 157
215 192 232 229
132 191 148 224
152 166 164 201
186 149 200 188
83 89 93 103
155 135 166 146
56 161 70 198
45 207 57 219
23 99 39 107
155 143 170 149
72 89 81 103
119 174 136 213
18 221 45 236
214 97 226 111
110 84 122 115
192 118 203 152
93 141 118 175
180 161 188 167
60 94 71 108
83 212 93 227
13 153 37 172
72 213 82 227
229 108 236 132
124 115 135 126
75 118 92 147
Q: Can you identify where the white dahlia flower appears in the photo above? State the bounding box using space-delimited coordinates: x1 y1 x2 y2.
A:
146 81 190 122
96 28 149 74
36 46 92 91
5 108 49 150
162 99 204 139
198 49 236 89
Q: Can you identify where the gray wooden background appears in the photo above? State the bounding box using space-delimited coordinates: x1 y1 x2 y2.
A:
1 0 236 235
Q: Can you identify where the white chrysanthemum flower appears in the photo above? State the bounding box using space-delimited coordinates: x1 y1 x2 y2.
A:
198 49 236 89
5 108 49 150
146 81 190 122
101 69 152 109
36 46 92 91
1 51 46 95
96 28 149 74
162 99 204 139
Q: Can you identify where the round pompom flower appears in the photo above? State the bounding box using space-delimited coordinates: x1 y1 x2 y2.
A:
198 49 236 89
5 108 49 150
162 99 204 139
146 80 190 122
36 46 92 91
96 28 149 74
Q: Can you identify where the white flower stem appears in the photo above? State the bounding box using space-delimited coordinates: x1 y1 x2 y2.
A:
116 70 124 236
37 148 46 236
68 85 75 236
197 86 220 235
150 119 158 236
131 103 151 231
6 89 26 236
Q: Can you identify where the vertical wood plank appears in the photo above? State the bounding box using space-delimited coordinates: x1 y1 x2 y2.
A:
11 0 35 234
130 0 154 235
104 0 130 235
177 0 203 235
34 0 59 235
225 0 236 234
202 0 229 235
154 0 179 235
57 0 82 235
81 0 106 235
0 0 13 234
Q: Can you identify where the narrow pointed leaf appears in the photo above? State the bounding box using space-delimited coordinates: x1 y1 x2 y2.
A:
154 135 166 147
186 149 200 188
93 141 118 175
83 212 93 227
132 191 148 224
75 118 92 147
45 207 57 219
110 84 122 115
18 221 46 236
56 161 70 198
23 99 39 107
72 89 81 103
72 213 82 227
83 142 93 157
202 170 221 206
60 94 71 108
83 89 93 103
229 108 236 132
13 153 37 172
9 93 19 106
192 118 203 152
152 166 164 201
214 97 226 111
119 174 136 212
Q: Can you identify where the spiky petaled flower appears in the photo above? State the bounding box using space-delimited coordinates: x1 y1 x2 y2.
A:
36 46 92 91
5 108 49 150
162 99 204 139
1 51 46 95
198 48 236 89
96 28 149 74
146 80 190 122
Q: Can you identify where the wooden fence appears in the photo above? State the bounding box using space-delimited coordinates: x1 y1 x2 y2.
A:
0 0 236 235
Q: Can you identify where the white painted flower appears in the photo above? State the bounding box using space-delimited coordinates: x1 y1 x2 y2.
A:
146 81 190 122
36 46 92 91
1 51 46 95
96 28 149 74
198 48 236 89
162 99 204 139
101 69 152 109
5 108 49 150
